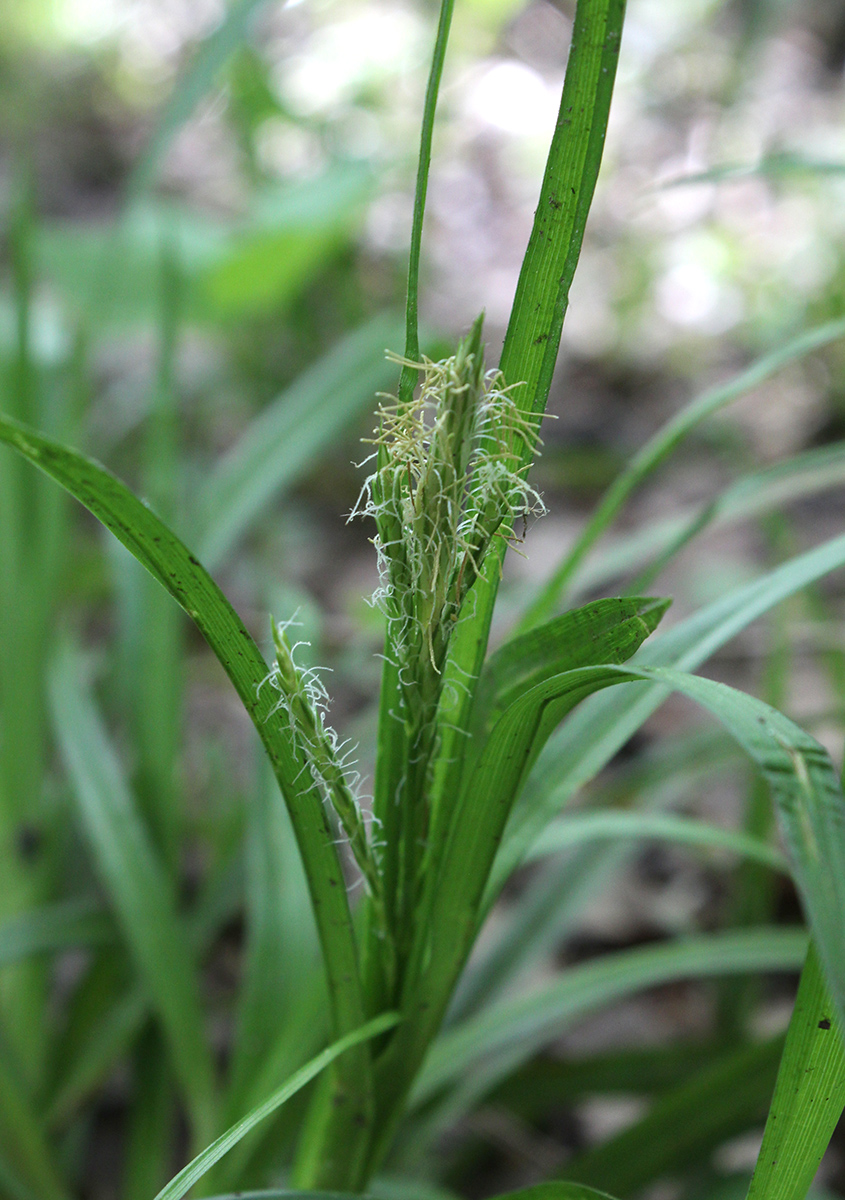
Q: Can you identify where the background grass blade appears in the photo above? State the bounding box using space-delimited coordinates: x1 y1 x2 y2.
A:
127 0 273 201
525 811 788 872
195 314 403 569
0 900 113 968
566 439 845 601
414 928 807 1103
49 640 217 1145
559 1037 785 1195
747 943 845 1200
518 316 845 627
494 530 845 894
153 1013 399 1200
0 411 375 1182
496 1185 619 1200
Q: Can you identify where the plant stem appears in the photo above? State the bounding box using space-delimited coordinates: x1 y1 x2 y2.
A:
399 0 455 403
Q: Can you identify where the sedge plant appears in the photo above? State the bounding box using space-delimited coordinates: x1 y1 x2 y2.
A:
3 0 845 1198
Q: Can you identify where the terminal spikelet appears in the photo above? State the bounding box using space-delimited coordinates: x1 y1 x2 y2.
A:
350 313 545 685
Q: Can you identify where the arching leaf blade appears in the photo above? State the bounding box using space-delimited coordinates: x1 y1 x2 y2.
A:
153 1013 398 1200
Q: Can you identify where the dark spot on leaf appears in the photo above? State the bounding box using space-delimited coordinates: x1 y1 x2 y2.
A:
819 1018 832 1030
17 824 41 861
188 555 200 566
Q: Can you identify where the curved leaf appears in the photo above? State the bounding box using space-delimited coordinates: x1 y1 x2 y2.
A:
153 1013 399 1200
0 413 373 1160
495 530 845 893
526 810 788 873
415 927 807 1102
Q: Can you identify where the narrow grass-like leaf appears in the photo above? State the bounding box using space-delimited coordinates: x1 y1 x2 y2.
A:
495 1185 619 1200
560 1037 785 1195
196 314 402 568
398 0 454 400
638 668 845 1020
153 1013 399 1200
525 811 788 872
495 530 845 893
747 943 845 1200
441 0 628 757
0 899 113 967
518 317 845 628
0 1046 68 1200
127 0 272 200
0 412 372 1156
414 928 807 1102
567 439 845 601
224 759 320 1126
49 640 217 1144
469 597 669 741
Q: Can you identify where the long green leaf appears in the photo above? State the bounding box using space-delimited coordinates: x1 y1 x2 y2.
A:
495 530 845 893
518 317 845 627
127 0 273 200
434 0 629 834
0 899 113 967
569 439 845 600
0 411 373 1160
196 315 403 568
414 928 807 1102
415 657 845 1098
559 1037 785 1195
469 597 669 741
747 943 845 1200
496 1186 618 1200
49 640 217 1144
525 810 788 872
153 1013 399 1200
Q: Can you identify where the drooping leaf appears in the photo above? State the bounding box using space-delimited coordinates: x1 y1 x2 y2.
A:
495 530 845 893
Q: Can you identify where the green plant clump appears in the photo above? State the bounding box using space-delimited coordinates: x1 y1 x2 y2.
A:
1 1 845 1199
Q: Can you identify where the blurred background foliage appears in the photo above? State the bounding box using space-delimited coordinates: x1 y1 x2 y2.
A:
2 0 845 1195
